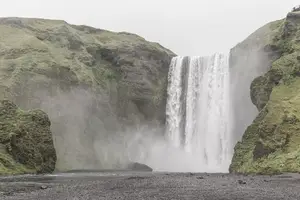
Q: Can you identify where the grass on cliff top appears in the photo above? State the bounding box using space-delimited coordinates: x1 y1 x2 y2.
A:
1 17 174 55
234 19 284 49
0 17 174 93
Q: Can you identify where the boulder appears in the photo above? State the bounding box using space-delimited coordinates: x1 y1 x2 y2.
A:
0 100 56 175
127 162 153 172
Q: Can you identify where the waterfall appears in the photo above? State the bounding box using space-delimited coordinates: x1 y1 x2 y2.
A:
165 53 232 172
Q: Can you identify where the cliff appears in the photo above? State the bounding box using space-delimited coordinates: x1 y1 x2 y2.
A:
230 11 300 174
0 100 56 175
0 17 175 171
229 18 283 154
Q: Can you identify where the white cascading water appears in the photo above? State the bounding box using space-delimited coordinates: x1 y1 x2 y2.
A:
165 57 185 148
165 53 232 172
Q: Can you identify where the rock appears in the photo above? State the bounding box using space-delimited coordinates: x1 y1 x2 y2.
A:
40 185 48 190
127 176 146 180
0 17 175 171
0 100 56 175
238 180 246 185
127 162 153 172
197 176 204 179
292 5 300 12
230 11 300 174
229 18 282 153
187 172 195 176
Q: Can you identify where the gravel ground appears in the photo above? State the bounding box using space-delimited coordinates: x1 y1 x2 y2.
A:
1 172 300 200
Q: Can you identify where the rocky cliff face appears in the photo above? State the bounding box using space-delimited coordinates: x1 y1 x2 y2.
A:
230 11 300 174
229 19 282 153
0 100 56 175
0 18 175 170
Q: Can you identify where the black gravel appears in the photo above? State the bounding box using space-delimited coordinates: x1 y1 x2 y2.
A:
1 172 300 200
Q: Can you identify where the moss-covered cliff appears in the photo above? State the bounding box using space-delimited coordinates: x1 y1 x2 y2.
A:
230 11 300 174
229 18 283 154
0 100 56 175
0 17 175 171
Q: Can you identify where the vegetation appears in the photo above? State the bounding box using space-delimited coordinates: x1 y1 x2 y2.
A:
0 17 174 172
0 100 56 175
230 11 300 174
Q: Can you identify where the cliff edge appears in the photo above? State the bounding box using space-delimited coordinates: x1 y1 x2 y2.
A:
230 10 300 174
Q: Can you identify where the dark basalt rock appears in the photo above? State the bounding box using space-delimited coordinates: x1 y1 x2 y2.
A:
127 162 153 172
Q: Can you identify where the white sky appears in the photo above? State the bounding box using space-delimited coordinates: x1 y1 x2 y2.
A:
0 0 298 55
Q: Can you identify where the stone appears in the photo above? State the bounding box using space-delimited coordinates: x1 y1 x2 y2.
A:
238 180 246 185
127 162 153 172
40 185 48 190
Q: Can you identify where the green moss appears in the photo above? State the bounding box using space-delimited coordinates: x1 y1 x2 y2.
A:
91 66 119 86
0 152 34 175
231 78 300 174
0 100 56 175
231 12 300 174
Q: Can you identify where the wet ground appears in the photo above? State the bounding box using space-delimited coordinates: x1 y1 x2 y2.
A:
1 171 300 200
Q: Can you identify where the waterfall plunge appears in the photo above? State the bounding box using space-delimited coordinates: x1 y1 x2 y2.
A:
165 53 233 172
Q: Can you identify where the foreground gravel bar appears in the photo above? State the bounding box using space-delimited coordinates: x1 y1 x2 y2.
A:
1 172 300 200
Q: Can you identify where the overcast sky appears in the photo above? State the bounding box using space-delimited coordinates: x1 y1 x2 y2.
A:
0 0 298 55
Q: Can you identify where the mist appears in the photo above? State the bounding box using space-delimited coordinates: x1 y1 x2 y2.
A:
28 87 186 171
1 0 290 173
26 28 277 173
27 85 229 172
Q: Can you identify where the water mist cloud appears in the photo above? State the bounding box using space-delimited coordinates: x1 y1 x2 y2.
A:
33 85 229 173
